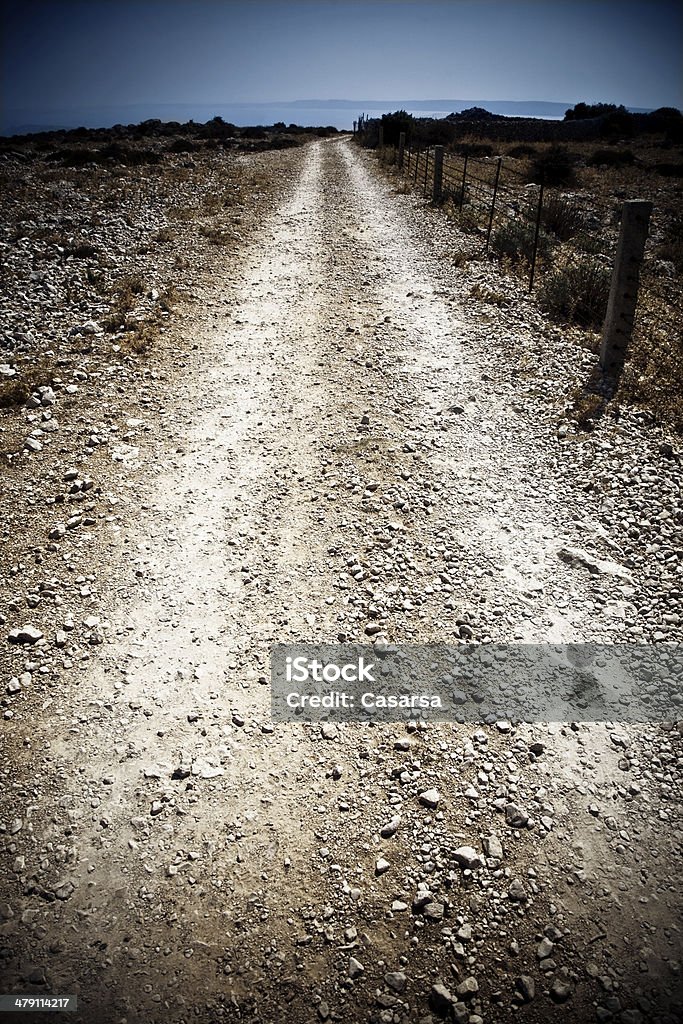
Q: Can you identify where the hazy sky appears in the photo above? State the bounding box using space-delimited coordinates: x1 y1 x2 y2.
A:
2 0 682 114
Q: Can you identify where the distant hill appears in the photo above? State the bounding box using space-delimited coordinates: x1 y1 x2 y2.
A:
1 98 657 136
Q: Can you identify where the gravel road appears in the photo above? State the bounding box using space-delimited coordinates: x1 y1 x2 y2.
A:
1 137 681 1024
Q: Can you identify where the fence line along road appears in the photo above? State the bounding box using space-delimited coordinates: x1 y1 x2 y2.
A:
362 128 659 377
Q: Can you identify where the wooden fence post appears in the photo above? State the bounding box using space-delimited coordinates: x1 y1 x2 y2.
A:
432 146 444 203
414 147 420 184
423 149 430 197
599 200 653 375
398 132 406 170
378 125 384 149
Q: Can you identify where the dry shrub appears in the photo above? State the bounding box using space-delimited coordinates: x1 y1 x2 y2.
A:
538 257 611 328
541 194 584 241
201 193 221 214
0 357 56 408
62 237 98 258
103 274 145 331
459 207 481 234
159 285 179 312
529 145 578 187
507 144 537 158
490 219 554 263
572 391 605 430
119 319 159 356
587 148 636 167
618 303 683 432
199 224 231 245
655 213 683 273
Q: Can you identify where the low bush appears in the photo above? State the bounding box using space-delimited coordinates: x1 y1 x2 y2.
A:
103 274 145 331
167 205 196 222
458 207 481 234
541 194 584 240
572 391 605 431
158 285 179 312
119 318 159 355
379 110 416 147
266 135 303 149
49 143 162 166
454 142 493 158
60 237 98 258
241 126 267 139
507 144 537 158
538 257 611 328
655 215 683 272
564 102 627 121
587 148 636 167
166 138 200 153
574 231 610 256
199 224 232 245
619 326 683 432
199 117 236 139
528 145 577 187
103 143 162 165
0 357 55 408
47 147 99 166
490 219 553 262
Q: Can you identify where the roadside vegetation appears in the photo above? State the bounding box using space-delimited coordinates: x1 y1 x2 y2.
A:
362 103 683 432
0 117 320 439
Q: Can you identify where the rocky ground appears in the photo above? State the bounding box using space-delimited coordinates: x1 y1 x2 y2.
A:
0 135 681 1024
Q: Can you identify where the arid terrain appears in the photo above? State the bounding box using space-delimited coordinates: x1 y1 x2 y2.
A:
0 130 681 1024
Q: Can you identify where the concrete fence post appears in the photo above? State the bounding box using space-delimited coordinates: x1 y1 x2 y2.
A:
599 200 652 375
398 132 406 170
432 146 444 203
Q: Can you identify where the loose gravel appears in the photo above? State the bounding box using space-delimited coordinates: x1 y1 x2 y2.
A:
0 136 681 1024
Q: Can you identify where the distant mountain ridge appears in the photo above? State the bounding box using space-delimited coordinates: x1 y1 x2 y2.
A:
290 98 574 115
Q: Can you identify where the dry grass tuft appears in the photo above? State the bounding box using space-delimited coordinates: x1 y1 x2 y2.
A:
118 318 160 356
199 223 232 245
0 357 56 408
618 301 683 433
103 274 146 331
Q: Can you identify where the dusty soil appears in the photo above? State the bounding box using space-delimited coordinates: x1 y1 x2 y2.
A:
0 137 681 1024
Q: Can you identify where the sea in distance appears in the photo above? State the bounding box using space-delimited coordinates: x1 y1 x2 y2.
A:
1 97 647 136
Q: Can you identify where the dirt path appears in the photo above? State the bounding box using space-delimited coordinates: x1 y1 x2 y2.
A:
0 138 681 1024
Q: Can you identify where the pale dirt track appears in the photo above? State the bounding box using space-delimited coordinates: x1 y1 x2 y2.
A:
0 138 681 1024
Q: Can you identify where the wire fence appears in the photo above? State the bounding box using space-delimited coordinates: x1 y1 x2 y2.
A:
367 138 682 369
388 141 625 295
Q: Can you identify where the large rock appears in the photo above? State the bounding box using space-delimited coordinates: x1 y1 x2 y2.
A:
429 983 454 1015
452 845 483 869
8 625 43 644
